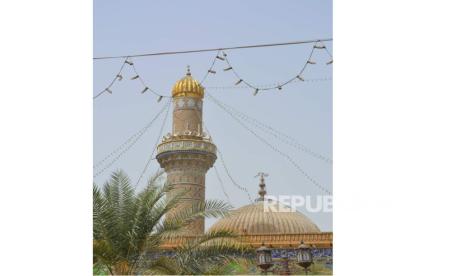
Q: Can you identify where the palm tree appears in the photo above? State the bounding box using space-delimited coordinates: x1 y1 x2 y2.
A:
93 170 249 275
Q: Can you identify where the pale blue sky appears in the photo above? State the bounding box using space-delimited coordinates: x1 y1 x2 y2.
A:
94 0 333 230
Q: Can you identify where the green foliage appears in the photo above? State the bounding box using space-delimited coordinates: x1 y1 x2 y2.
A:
93 170 250 275
167 230 252 275
93 263 109 275
287 259 333 275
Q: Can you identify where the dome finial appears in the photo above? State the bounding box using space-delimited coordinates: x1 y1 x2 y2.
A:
255 172 269 201
186 65 191 76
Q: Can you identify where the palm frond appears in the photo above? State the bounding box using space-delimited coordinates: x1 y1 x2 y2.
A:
174 229 252 275
129 176 175 255
93 240 119 271
202 260 238 275
94 169 240 275
167 199 232 229
142 256 178 275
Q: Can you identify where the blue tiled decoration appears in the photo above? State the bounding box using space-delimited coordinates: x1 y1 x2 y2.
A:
270 248 332 259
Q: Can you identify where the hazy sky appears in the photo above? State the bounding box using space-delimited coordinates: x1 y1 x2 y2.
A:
94 0 333 230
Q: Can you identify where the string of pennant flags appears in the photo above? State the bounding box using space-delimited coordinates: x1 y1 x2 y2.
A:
93 41 332 100
218 41 332 96
93 58 128 99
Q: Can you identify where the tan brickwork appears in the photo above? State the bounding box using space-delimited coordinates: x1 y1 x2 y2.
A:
156 70 215 235
172 97 203 136
163 159 209 234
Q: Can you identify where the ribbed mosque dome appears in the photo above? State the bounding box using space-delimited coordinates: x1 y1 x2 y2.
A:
172 66 204 99
208 200 321 234
208 174 321 235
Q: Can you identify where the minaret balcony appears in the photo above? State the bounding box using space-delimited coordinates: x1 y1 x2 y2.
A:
156 136 217 163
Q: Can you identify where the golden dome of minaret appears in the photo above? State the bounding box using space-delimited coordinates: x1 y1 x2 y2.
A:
172 66 205 99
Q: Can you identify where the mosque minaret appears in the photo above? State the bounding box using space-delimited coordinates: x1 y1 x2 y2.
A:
156 67 216 234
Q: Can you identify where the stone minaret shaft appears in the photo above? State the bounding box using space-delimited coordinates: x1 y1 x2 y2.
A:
156 68 216 235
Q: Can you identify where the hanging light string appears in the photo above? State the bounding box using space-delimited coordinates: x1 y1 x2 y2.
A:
93 57 129 99
206 93 332 195
93 101 170 178
93 51 220 101
213 165 233 206
216 145 254 203
190 98 254 203
206 93 332 164
93 43 332 100
199 50 221 84
203 123 254 203
313 40 333 65
171 102 253 203
127 58 171 102
93 100 171 178
322 42 333 61
204 77 332 90
134 99 171 188
93 104 171 170
220 41 332 96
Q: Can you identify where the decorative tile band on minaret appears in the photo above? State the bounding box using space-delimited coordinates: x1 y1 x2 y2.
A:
156 67 216 235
